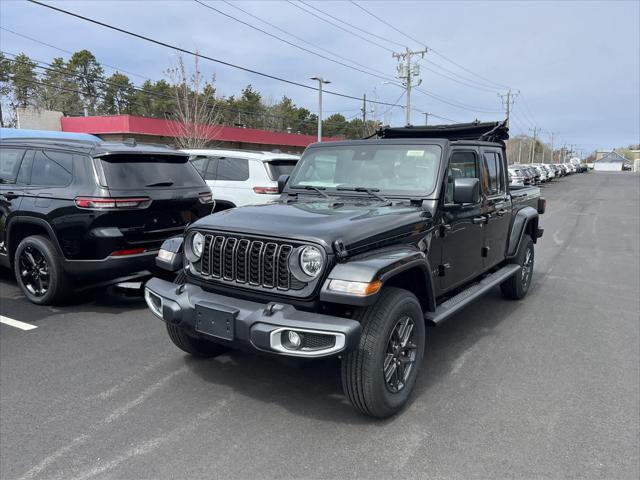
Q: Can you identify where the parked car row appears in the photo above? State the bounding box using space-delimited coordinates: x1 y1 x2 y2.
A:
508 162 587 187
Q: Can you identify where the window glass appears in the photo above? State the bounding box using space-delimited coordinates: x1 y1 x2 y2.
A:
495 152 505 193
264 159 299 180
0 148 24 184
16 150 34 185
289 145 441 195
31 150 73 187
446 151 478 203
189 156 208 177
99 154 204 189
216 158 250 181
483 152 498 195
204 158 218 180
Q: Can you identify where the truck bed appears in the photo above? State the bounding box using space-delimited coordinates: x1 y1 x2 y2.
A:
510 185 541 209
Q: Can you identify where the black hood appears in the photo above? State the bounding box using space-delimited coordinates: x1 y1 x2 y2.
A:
190 199 433 252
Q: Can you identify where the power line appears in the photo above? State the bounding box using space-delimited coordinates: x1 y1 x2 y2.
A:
193 0 396 83
218 0 394 82
26 0 402 108
414 86 503 114
349 1 424 48
0 26 152 82
285 0 394 53
417 60 500 93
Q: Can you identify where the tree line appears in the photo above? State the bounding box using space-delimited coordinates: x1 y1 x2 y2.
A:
0 50 378 139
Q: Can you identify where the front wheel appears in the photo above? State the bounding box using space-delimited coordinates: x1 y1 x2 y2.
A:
500 234 534 300
341 287 425 418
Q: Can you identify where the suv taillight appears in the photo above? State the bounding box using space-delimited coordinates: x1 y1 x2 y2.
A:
198 191 214 204
253 186 279 194
75 197 151 210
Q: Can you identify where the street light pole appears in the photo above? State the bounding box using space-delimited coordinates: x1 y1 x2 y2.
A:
310 76 330 142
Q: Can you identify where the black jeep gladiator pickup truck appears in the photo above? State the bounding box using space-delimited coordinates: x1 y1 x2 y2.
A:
145 121 545 418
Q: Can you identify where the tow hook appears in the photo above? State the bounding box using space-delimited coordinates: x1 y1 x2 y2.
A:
263 302 284 317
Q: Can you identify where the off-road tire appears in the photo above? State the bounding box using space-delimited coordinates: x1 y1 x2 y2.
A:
341 287 425 418
500 234 534 300
13 235 71 305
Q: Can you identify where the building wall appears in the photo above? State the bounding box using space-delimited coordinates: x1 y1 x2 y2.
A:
16 108 63 131
593 162 623 171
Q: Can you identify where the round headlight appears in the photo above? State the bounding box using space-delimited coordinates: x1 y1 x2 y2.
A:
191 232 205 259
299 246 323 277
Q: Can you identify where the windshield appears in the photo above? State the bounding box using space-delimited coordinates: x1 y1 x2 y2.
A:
289 144 442 196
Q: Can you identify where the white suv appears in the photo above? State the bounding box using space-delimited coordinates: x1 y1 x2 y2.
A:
184 149 300 211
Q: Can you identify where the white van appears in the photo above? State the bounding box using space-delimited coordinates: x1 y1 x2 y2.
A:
183 149 300 211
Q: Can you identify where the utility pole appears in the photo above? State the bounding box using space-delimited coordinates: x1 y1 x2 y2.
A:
361 93 367 136
529 126 539 163
498 89 519 127
392 47 428 126
518 140 522 164
310 76 330 142
549 132 555 164
421 112 429 125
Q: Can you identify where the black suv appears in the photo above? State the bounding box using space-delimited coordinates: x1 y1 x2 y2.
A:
0 137 213 304
146 121 545 418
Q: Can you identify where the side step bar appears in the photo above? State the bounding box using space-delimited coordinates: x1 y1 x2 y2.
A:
425 264 521 326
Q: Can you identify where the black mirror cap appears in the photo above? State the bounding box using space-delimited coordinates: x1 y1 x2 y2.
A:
453 177 480 204
277 174 290 194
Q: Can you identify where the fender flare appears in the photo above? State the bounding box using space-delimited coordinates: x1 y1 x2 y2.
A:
319 245 436 311
6 215 65 260
506 207 539 258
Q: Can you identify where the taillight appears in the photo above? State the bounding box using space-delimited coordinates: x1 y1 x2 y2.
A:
253 186 279 194
75 197 151 210
198 191 214 204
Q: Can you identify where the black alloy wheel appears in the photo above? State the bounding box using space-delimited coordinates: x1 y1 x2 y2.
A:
19 245 50 297
384 315 418 393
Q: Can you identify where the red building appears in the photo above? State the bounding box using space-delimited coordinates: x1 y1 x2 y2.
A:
61 115 341 153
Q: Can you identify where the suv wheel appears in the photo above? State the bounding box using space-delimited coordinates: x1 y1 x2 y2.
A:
501 234 534 300
341 287 425 418
13 235 70 305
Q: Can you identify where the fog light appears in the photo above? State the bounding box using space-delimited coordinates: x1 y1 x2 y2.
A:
286 330 302 349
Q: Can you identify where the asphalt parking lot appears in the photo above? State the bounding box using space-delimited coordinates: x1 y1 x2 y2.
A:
1 172 638 480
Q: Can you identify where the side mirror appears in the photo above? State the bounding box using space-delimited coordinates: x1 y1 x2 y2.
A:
277 174 290 194
452 178 480 204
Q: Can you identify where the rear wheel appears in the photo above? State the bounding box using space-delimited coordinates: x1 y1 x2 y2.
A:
341 287 425 418
501 234 534 300
13 235 70 305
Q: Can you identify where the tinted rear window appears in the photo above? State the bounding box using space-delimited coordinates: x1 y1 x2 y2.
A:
99 154 205 189
264 159 298 180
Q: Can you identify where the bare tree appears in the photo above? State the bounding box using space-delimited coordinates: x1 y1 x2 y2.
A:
165 53 221 149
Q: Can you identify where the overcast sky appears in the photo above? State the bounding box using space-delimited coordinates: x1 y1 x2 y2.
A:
1 0 638 153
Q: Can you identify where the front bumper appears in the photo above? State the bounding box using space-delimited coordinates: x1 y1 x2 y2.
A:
145 278 361 358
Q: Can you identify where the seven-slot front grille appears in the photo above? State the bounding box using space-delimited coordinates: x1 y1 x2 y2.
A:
197 233 304 291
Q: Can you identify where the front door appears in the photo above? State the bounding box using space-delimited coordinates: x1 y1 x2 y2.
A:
481 148 511 269
440 149 485 291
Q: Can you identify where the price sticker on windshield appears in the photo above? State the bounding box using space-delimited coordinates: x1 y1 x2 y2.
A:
406 150 425 157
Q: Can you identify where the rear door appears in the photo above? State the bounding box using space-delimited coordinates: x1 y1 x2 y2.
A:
0 147 26 259
212 156 251 206
96 153 212 247
481 148 511 268
440 149 485 291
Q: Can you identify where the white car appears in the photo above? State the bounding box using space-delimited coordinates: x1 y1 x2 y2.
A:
184 149 300 211
508 167 525 187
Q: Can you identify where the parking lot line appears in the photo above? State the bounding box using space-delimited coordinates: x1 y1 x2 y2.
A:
0 315 38 331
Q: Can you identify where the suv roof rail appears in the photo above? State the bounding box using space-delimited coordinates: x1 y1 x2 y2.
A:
375 120 509 142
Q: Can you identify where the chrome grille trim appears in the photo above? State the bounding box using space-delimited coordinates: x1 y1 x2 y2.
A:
196 233 306 292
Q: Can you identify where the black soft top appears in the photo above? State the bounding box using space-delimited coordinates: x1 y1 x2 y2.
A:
376 121 509 143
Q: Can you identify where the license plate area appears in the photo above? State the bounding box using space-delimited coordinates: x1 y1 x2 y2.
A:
195 303 237 341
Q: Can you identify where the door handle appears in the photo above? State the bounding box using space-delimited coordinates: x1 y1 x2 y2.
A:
496 209 507 217
472 216 488 225
2 192 18 200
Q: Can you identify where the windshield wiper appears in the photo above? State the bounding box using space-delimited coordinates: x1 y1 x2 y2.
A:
337 186 391 205
295 185 331 199
145 181 174 187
